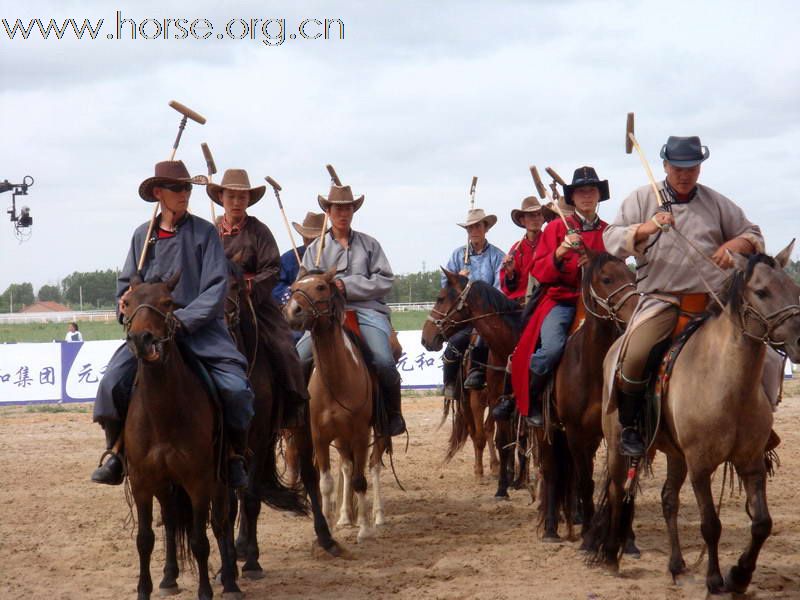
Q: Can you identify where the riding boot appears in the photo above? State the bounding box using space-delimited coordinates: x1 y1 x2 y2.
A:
90 420 125 485
525 374 549 428
617 390 646 457
442 348 460 401
464 342 488 390
382 380 406 437
491 376 516 421
227 428 250 489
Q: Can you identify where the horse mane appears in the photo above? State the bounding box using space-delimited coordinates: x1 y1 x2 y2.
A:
708 253 776 317
580 251 621 289
468 280 522 332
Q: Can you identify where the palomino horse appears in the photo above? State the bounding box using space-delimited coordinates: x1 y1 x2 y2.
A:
223 262 339 574
123 273 240 600
423 253 639 545
589 243 800 595
284 268 388 542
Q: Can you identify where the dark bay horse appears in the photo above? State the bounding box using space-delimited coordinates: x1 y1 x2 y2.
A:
123 273 240 600
284 268 389 542
590 243 800 595
223 262 339 572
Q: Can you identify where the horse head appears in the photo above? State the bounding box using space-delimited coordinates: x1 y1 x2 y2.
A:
581 249 639 327
123 270 181 364
727 240 800 361
421 268 472 351
284 266 344 331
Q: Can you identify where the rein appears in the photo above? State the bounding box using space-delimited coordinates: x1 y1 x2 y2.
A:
123 303 178 344
290 287 334 328
581 277 639 328
739 299 800 354
426 281 521 336
225 288 259 377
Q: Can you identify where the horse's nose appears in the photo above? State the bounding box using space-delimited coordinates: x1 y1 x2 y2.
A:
127 331 155 357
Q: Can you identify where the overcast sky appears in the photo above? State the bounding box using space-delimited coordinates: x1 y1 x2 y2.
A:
1 0 799 294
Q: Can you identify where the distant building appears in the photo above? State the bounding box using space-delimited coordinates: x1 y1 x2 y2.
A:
20 301 71 313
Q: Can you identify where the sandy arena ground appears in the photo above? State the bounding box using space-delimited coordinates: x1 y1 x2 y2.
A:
2 395 800 600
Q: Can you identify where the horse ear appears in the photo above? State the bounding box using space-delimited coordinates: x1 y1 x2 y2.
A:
727 250 748 272
774 238 795 269
296 266 308 281
323 267 338 283
130 273 143 289
165 270 181 291
583 245 597 261
441 267 460 286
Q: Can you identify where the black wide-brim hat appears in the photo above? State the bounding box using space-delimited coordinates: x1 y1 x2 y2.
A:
563 166 610 206
660 135 710 167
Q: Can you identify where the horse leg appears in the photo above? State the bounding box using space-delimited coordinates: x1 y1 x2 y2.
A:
493 420 512 499
316 442 335 528
134 494 155 600
369 440 385 526
234 496 247 560
513 430 530 491
486 412 500 477
352 436 372 543
539 444 560 542
158 490 180 595
689 469 724 594
725 463 772 594
284 430 300 487
240 484 264 578
189 494 213 600
296 426 339 555
661 453 688 580
337 449 355 528
211 487 243 598
572 441 596 545
469 390 486 480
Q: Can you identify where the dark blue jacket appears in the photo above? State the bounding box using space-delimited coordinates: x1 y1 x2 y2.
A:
273 245 306 306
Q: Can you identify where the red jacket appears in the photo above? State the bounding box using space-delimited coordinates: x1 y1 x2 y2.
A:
530 215 607 305
499 235 541 301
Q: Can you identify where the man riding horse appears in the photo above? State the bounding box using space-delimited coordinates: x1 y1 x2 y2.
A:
495 167 610 426
499 196 549 305
295 180 406 437
210 168 308 427
603 135 767 457
440 208 505 398
91 160 254 488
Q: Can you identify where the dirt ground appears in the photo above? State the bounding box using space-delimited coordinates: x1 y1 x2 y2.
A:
2 395 800 600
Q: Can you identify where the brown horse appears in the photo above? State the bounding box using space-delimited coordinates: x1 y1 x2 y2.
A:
222 262 338 575
284 268 388 542
589 243 800 594
123 273 240 600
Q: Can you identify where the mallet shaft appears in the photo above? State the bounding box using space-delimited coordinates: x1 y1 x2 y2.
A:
265 176 301 265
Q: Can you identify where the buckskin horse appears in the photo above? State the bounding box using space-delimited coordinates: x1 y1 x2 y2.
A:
223 261 339 575
123 273 240 600
284 268 389 542
588 243 800 595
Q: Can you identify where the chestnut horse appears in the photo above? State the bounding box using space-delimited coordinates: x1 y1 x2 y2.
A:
284 268 388 542
123 274 240 600
589 243 800 595
223 262 339 575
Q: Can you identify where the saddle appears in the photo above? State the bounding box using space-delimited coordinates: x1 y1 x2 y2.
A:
344 310 403 362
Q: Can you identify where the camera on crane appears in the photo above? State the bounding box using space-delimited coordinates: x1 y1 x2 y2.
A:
2 175 34 240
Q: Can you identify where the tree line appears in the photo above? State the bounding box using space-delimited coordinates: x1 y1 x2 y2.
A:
0 269 119 312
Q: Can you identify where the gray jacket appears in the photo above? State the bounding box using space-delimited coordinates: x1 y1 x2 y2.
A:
302 229 394 315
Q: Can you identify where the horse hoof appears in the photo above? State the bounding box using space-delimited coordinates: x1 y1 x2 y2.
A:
493 493 510 501
374 512 386 526
541 535 561 544
706 572 726 595
724 565 751 595
242 568 266 580
221 592 245 600
357 527 374 543
158 585 180 597
312 539 352 560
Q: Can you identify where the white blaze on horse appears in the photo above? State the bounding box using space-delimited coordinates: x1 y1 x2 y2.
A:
284 268 388 542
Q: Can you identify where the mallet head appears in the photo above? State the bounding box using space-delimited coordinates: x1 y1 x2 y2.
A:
529 166 547 199
265 176 282 192
626 112 635 154
545 167 566 187
325 164 342 186
200 143 217 176
169 100 206 124
470 176 478 195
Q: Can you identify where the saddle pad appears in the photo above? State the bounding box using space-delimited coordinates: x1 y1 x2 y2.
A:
568 300 585 337
670 293 709 338
344 310 362 339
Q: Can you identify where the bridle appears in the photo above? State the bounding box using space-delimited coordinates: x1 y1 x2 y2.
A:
581 278 640 329
123 303 179 345
289 285 336 329
739 297 800 354
426 281 520 339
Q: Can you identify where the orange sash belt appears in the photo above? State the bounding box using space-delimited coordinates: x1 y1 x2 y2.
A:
671 293 709 338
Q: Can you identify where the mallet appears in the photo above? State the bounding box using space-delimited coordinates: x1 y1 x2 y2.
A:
464 176 478 265
626 112 666 207
137 100 207 273
315 164 341 267
201 142 217 224
530 166 570 230
265 175 302 265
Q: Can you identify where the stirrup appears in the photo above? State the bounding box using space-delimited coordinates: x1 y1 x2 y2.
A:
619 427 645 457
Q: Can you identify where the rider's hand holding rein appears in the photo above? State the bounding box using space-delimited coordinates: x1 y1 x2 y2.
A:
711 237 755 269
635 211 675 241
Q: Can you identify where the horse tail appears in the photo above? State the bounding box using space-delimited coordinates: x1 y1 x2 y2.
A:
536 428 575 538
584 470 635 565
168 484 197 572
250 430 309 516
443 390 471 463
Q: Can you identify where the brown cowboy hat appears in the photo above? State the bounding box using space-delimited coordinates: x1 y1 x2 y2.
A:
292 212 325 238
138 160 208 202
458 208 497 230
207 169 266 207
542 197 574 222
317 184 364 212
511 196 545 228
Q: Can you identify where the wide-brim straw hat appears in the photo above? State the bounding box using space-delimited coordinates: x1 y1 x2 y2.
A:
292 211 326 238
317 184 364 212
458 208 497 230
511 196 545 228
138 160 208 202
563 166 610 206
207 169 266 206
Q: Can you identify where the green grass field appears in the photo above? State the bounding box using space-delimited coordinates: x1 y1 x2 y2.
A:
0 310 430 343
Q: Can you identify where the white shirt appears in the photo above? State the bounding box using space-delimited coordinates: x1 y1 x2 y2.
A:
65 330 83 342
